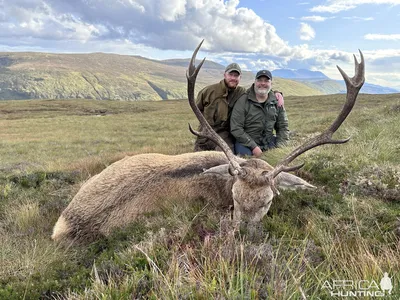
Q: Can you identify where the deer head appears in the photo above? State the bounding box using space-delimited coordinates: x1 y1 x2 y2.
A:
187 40 365 223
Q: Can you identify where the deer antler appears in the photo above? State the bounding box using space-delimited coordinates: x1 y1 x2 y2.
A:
268 50 365 179
187 40 243 175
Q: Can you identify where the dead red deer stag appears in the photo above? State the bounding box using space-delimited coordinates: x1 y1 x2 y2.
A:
52 40 364 243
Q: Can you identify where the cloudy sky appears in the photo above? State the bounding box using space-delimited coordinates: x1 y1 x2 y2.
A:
0 0 399 89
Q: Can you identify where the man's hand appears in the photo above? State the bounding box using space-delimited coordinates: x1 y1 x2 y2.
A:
252 146 263 157
275 92 284 107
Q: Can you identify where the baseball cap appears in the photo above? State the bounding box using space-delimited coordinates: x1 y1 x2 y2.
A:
255 70 272 80
225 63 242 75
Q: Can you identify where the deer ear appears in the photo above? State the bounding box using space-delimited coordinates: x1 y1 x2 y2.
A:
275 172 316 190
202 164 231 177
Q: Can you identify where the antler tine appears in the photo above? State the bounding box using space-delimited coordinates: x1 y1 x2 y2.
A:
330 50 365 135
187 39 205 81
187 40 243 175
268 51 365 179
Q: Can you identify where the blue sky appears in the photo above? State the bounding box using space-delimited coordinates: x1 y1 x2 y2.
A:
0 0 399 89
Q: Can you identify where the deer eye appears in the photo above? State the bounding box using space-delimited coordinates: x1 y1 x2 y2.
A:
238 169 248 178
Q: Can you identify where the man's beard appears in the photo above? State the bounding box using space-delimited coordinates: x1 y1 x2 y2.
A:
255 86 271 95
225 79 238 89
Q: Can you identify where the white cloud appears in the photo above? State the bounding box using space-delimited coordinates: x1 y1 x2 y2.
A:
246 59 279 71
300 15 334 22
364 34 400 40
311 3 356 13
0 1 107 42
211 48 400 85
343 16 374 21
311 0 400 14
299 23 316 41
208 48 392 88
0 0 295 55
116 0 146 13
362 48 400 58
314 48 400 88
158 0 186 21
0 0 399 89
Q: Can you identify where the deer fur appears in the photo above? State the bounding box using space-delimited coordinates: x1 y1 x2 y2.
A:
52 151 314 243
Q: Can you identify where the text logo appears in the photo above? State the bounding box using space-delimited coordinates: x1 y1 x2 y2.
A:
321 273 393 297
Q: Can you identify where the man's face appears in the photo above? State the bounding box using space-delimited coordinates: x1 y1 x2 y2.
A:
254 76 272 95
224 71 241 89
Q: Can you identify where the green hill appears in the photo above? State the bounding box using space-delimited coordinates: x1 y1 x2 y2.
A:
0 52 322 101
301 79 344 94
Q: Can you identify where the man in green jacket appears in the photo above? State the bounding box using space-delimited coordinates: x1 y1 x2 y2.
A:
230 70 289 157
194 64 284 152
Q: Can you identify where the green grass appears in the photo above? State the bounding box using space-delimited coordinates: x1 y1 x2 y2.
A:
0 99 197 173
0 93 399 299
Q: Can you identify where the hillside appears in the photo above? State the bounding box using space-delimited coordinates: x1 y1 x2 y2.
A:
298 79 399 95
0 52 323 101
302 79 344 94
274 69 399 95
0 52 196 101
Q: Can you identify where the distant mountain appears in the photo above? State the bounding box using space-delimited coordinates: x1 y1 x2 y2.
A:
0 52 396 101
305 80 399 94
272 68 399 94
272 69 329 80
298 79 399 95
341 81 399 94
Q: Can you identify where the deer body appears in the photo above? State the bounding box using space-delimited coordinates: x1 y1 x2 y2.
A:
53 152 231 241
52 151 314 242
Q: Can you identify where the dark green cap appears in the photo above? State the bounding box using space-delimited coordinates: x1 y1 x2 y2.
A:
225 63 242 75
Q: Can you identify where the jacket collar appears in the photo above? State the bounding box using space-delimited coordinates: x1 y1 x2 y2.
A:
218 79 229 97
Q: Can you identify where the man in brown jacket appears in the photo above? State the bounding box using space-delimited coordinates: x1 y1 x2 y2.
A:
194 63 284 152
194 63 245 151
